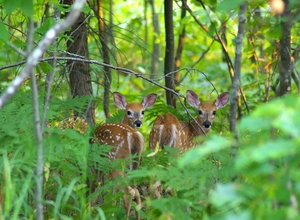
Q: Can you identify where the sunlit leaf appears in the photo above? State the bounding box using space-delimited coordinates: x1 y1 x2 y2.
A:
274 108 300 137
20 0 33 16
210 183 244 208
216 0 246 11
178 136 232 168
236 139 296 169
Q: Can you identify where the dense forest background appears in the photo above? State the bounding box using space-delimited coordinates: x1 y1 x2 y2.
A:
1 0 300 219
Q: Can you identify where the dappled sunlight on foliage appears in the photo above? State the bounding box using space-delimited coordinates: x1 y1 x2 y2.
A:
1 0 300 219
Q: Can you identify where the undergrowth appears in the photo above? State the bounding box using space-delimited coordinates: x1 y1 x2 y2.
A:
1 90 300 219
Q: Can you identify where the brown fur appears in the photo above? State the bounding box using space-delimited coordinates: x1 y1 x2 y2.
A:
92 122 144 219
150 90 230 152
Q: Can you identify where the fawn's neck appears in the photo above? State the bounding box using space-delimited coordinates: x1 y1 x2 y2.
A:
189 118 210 136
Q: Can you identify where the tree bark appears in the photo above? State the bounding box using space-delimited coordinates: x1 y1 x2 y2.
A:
276 0 292 97
27 17 44 220
195 1 249 116
164 0 176 107
97 0 112 118
230 2 247 133
109 0 116 59
149 0 160 79
63 0 95 125
174 0 187 85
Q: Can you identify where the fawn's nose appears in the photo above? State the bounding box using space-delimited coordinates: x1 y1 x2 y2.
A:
134 120 142 128
203 121 211 129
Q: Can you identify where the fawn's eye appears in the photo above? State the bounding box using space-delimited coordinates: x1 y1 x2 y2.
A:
127 111 132 116
141 111 145 115
212 111 216 115
199 110 203 115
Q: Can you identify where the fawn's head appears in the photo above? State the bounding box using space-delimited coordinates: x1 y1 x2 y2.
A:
113 92 157 128
186 90 230 132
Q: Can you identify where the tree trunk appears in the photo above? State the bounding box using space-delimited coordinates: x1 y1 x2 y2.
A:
174 0 187 85
220 22 228 63
164 0 176 107
230 2 247 133
97 0 112 118
276 0 292 97
149 0 160 79
63 0 95 125
109 0 116 59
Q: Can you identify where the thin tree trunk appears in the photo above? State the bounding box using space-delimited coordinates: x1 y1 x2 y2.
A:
174 0 187 85
220 22 228 63
276 0 292 96
144 0 148 47
164 0 176 107
109 0 116 59
293 48 300 93
149 0 160 79
195 1 248 116
97 0 112 118
230 2 247 133
64 0 95 125
27 17 44 220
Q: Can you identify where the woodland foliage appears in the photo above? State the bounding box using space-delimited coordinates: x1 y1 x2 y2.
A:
0 0 300 219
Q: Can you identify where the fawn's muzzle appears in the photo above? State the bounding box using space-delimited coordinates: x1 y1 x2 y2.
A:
203 120 211 128
134 120 142 128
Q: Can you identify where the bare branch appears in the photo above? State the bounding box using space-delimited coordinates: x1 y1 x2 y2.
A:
0 52 218 137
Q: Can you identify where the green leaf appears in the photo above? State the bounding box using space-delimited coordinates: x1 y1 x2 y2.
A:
2 0 20 14
236 139 296 169
178 136 232 168
106 109 124 123
274 109 300 137
35 17 55 35
0 23 9 42
20 0 33 16
210 183 244 208
208 21 217 36
36 62 53 73
224 211 252 220
54 3 72 13
216 0 246 11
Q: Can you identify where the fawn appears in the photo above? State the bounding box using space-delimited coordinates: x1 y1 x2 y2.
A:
149 90 229 199
90 92 157 220
149 90 230 151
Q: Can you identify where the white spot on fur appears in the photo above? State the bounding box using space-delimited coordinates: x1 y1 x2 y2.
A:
170 125 177 147
158 125 164 144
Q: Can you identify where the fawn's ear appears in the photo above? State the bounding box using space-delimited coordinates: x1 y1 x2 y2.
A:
113 92 127 109
215 92 230 109
142 94 157 109
186 90 200 108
